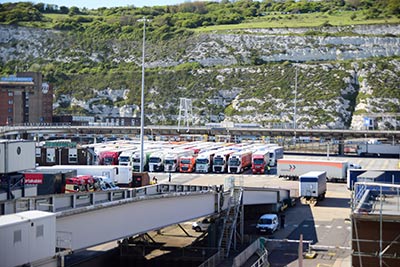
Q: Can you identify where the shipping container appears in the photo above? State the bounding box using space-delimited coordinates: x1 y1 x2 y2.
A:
0 210 56 267
0 140 35 173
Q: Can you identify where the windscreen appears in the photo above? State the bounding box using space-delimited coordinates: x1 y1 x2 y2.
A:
103 157 114 165
259 218 273 224
181 159 191 164
213 157 224 165
196 158 209 164
253 159 264 165
119 156 129 163
149 157 161 163
165 159 176 165
229 157 240 166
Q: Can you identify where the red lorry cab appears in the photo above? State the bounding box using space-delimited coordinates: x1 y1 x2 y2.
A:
99 151 120 165
179 156 197 173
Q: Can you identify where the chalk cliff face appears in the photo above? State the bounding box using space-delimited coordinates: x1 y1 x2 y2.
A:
0 24 399 130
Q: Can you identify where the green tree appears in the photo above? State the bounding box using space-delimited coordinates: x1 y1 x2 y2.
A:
68 6 81 16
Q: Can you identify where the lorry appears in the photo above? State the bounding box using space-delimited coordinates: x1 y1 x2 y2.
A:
98 151 120 165
277 158 361 182
98 144 140 165
228 150 252 174
195 150 216 173
64 176 90 193
179 155 197 173
252 150 270 174
131 149 161 172
118 149 137 166
267 146 284 166
36 165 133 187
356 142 400 157
164 149 193 172
212 149 235 173
148 151 165 172
299 171 327 201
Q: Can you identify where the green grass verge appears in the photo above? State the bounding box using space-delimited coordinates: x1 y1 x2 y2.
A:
194 11 400 33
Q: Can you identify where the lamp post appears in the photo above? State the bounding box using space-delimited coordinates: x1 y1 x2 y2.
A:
294 66 297 130
293 66 298 147
139 17 148 173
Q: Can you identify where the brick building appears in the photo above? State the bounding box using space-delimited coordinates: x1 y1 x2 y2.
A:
0 72 53 126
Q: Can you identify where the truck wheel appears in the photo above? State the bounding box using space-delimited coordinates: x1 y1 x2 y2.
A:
194 227 202 232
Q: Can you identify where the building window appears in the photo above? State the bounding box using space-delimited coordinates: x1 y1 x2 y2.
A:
8 91 13 96
8 108 12 113
8 99 13 104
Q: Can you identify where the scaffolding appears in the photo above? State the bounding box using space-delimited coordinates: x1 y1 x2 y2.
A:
177 98 192 132
351 182 400 267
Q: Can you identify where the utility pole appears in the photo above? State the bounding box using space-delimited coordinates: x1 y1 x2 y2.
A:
139 17 149 173
294 66 298 130
293 66 298 146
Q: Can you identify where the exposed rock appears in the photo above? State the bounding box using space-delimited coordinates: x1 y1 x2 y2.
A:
1 24 399 130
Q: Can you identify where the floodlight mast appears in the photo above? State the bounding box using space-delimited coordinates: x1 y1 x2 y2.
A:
139 17 149 173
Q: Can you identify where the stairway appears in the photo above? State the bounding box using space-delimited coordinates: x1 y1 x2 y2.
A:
218 186 244 257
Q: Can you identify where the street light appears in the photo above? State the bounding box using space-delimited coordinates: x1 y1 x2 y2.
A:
138 17 150 173
293 66 298 146
293 66 297 130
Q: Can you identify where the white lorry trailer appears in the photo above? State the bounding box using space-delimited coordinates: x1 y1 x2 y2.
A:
299 171 327 201
356 142 400 157
278 158 361 182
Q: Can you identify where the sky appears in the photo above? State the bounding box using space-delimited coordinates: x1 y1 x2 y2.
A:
1 0 192 9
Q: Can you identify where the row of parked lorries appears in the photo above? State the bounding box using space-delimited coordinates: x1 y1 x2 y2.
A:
94 141 284 174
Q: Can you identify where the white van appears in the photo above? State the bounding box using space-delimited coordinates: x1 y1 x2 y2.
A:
192 218 213 232
256 214 279 234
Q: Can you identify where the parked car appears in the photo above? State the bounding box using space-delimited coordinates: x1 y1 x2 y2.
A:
256 214 279 234
192 218 212 232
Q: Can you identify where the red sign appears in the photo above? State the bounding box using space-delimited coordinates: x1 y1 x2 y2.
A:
24 173 44 184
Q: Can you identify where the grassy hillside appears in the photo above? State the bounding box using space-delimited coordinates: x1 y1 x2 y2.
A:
0 1 399 128
195 11 400 33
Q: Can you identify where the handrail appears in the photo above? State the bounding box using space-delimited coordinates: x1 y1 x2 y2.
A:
0 183 218 215
197 249 225 267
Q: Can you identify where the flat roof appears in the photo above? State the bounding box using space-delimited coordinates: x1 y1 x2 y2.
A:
357 171 385 179
0 211 54 227
354 183 400 216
